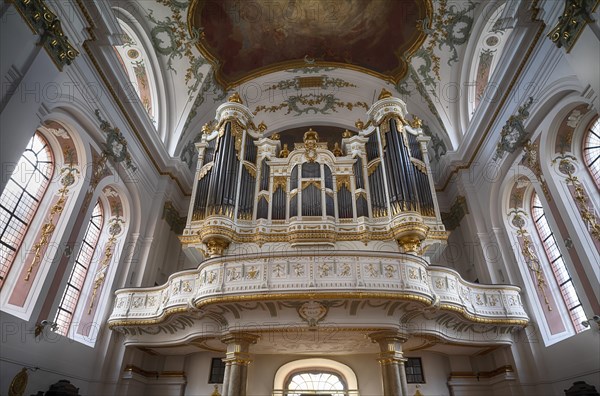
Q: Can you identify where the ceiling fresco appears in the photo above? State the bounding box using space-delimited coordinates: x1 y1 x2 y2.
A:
188 0 431 87
125 0 518 184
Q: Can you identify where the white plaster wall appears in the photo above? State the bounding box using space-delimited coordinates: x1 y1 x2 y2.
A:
184 351 225 396
183 351 453 396
404 351 452 396
248 354 383 396
0 311 96 395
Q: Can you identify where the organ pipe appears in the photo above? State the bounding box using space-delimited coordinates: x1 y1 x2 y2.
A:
185 91 447 258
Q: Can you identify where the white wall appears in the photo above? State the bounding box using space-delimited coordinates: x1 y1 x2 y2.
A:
405 351 451 396
182 351 453 396
184 351 225 396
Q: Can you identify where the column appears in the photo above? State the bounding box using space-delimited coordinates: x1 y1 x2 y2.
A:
370 331 409 396
221 333 260 396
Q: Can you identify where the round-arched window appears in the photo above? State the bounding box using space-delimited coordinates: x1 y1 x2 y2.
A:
583 117 600 188
286 371 346 396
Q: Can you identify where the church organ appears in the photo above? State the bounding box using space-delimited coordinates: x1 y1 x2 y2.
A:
183 90 447 256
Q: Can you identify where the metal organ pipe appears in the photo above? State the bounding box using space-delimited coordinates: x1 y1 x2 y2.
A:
354 157 364 189
388 119 418 211
273 186 285 220
259 159 269 191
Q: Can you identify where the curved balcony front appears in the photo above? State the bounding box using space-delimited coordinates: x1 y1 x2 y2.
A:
108 251 529 345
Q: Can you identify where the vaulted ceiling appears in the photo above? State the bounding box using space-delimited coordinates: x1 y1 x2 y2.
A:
109 0 518 184
189 0 429 87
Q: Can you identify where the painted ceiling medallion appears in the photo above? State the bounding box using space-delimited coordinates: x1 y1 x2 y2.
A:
188 0 432 88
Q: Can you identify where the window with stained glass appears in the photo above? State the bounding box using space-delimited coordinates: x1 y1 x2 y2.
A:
531 192 586 333
0 132 54 287
54 201 104 336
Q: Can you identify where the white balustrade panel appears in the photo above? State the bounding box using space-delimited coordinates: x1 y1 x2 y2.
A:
108 252 528 325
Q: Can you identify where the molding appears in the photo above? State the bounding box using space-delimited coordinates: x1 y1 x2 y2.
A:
448 365 514 379
547 0 600 52
10 0 79 71
123 365 186 380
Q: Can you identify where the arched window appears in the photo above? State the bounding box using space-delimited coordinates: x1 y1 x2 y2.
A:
286 371 346 396
583 117 600 188
531 192 586 333
114 20 159 128
0 132 54 287
54 201 104 336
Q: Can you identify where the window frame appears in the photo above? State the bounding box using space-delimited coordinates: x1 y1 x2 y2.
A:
285 370 347 395
405 357 425 384
208 357 226 384
582 117 600 189
54 200 104 337
0 132 54 288
530 191 587 333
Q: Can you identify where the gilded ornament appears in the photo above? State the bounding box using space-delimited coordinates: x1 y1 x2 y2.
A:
257 121 267 133
512 211 552 311
279 143 290 158
336 175 350 191
228 92 243 104
378 88 393 100
202 121 215 135
12 0 79 71
410 115 423 129
24 163 79 281
273 176 287 190
246 266 259 279
243 162 256 178
204 237 230 257
332 142 343 157
8 367 28 396
548 0 597 51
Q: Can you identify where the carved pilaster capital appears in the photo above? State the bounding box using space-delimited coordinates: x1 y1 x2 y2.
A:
369 330 409 364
